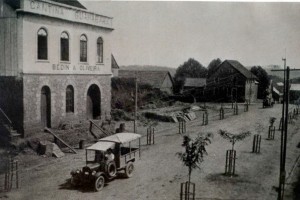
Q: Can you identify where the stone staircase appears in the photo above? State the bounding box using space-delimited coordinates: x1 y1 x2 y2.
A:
0 108 21 147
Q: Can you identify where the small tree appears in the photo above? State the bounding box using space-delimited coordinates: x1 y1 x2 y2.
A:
218 130 251 151
177 133 212 184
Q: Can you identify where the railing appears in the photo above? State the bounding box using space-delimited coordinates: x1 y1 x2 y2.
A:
44 127 77 154
89 120 111 138
0 107 13 130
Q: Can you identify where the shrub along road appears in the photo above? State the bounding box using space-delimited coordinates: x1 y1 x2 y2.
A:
5 103 300 200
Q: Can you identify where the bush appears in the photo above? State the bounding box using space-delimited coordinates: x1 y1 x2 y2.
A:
111 109 133 121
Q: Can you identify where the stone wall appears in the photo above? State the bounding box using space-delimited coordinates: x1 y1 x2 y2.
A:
23 74 111 137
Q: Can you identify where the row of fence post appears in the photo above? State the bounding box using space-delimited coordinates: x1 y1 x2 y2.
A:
2 159 19 192
202 112 208 125
146 127 155 145
180 181 195 200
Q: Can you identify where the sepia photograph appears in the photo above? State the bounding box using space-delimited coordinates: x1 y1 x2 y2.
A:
0 0 300 199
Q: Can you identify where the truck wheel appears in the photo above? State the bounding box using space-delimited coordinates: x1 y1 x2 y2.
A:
107 162 117 177
95 175 105 192
70 177 78 187
125 162 134 178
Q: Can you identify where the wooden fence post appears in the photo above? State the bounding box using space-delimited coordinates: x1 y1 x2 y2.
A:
180 181 195 200
225 150 236 176
219 108 224 120
179 121 186 134
278 118 283 130
202 112 208 125
147 127 155 145
252 134 261 153
268 126 275 140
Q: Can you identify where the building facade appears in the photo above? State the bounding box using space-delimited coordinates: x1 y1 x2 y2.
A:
206 60 258 103
0 0 113 137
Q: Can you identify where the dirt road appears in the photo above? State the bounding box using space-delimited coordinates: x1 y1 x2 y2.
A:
4 103 300 200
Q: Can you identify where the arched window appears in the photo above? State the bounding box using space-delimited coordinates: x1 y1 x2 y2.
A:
66 85 74 113
97 37 103 63
80 35 87 62
37 28 48 60
61 32 69 61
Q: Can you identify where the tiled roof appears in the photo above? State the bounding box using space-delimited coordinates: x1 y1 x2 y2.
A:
50 0 86 9
118 70 174 88
225 60 257 79
184 78 206 87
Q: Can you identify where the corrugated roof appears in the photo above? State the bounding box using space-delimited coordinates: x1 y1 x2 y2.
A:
290 84 300 91
118 70 174 88
50 0 86 9
225 60 257 79
184 78 206 87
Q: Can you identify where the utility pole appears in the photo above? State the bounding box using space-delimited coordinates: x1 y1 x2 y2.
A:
272 66 300 200
278 57 286 200
249 73 252 104
134 72 138 133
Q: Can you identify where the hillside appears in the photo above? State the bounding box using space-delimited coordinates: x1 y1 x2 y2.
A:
120 65 177 77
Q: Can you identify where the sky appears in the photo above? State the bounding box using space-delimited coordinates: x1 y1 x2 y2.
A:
81 1 300 69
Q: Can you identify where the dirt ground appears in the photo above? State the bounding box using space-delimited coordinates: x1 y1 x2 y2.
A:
1 103 300 200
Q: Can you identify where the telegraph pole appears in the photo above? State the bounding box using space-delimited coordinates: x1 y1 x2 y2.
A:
278 57 286 200
272 66 300 200
134 72 138 133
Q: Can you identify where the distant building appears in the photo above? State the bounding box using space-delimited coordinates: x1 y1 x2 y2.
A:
206 60 258 103
118 70 174 94
270 77 284 103
183 78 206 100
111 54 119 77
290 84 300 102
0 0 114 138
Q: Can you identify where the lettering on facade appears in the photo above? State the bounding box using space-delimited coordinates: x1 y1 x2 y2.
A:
30 0 64 15
27 0 112 28
75 11 110 25
52 64 100 72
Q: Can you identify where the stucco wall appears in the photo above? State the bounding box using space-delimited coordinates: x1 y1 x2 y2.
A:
21 14 113 75
245 80 258 103
0 0 19 76
23 74 111 136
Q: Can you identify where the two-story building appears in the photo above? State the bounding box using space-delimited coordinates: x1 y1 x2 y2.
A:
0 0 114 138
206 60 258 103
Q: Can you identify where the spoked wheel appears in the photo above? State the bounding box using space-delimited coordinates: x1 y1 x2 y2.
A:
125 162 134 178
70 177 79 187
94 175 105 192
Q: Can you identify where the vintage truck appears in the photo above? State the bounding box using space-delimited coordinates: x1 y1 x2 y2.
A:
263 97 274 108
70 132 141 191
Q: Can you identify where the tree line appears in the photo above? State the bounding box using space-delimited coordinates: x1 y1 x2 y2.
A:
174 58 270 99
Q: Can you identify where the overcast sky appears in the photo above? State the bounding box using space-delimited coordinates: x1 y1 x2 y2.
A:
81 1 300 69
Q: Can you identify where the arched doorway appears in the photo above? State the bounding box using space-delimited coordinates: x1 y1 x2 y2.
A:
87 84 101 119
41 86 51 128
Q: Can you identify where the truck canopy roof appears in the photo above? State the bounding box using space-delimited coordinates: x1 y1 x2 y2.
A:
86 133 141 151
86 141 115 151
99 133 141 144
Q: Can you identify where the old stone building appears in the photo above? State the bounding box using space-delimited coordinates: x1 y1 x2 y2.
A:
0 0 113 138
206 60 258 103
